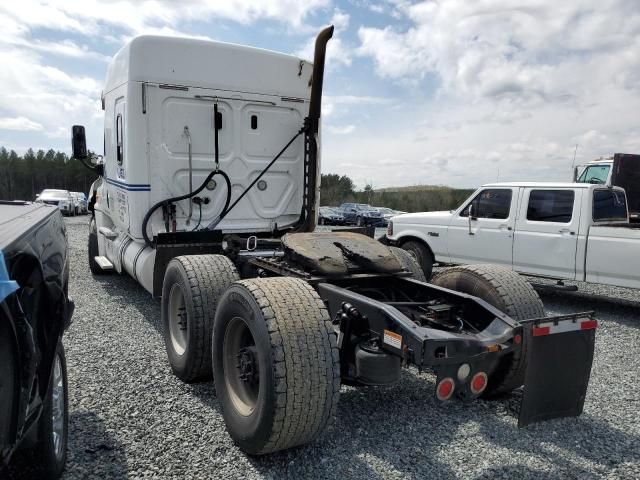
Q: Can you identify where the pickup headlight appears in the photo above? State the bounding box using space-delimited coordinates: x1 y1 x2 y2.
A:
387 221 393 236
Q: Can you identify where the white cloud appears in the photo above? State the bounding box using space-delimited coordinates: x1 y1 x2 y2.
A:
0 0 330 36
0 116 44 131
326 124 356 135
342 0 640 188
0 0 331 153
296 8 353 68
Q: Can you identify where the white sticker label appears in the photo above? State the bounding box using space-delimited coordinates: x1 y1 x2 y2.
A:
383 330 402 349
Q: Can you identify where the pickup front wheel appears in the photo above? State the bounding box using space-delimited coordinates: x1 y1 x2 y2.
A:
400 240 433 280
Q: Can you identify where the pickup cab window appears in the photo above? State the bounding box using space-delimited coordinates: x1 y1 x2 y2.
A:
577 165 610 184
460 189 512 219
593 189 627 222
526 190 574 223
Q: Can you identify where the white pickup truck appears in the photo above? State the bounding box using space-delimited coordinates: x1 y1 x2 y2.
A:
386 182 640 290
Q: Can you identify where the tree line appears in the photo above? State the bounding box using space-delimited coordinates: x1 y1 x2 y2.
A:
320 173 473 212
0 148 471 212
0 147 98 201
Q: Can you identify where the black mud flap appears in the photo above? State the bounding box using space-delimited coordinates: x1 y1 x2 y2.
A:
518 313 597 427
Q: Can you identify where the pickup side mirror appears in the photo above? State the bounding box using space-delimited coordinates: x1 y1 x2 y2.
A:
72 125 87 160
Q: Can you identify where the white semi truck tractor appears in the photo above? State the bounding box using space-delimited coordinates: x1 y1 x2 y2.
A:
71 27 599 454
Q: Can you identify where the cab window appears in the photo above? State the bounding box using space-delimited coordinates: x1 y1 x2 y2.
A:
577 165 610 184
593 189 627 222
116 113 124 165
460 189 512 219
527 190 574 223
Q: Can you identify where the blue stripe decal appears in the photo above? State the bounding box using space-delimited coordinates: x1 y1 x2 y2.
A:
105 178 151 191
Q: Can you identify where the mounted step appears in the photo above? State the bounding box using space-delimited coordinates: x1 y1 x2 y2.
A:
94 256 114 271
98 227 118 239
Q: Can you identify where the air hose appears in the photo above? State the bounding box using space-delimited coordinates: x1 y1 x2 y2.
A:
142 110 307 248
141 169 231 248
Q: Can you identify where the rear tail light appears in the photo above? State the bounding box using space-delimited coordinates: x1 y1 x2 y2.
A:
436 377 455 401
470 372 488 395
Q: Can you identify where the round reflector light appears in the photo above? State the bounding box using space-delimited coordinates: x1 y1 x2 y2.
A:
514 334 522 345
457 363 471 381
436 377 455 401
470 372 488 395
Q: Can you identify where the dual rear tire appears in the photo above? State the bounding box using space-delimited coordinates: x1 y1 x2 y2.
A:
161 257 340 454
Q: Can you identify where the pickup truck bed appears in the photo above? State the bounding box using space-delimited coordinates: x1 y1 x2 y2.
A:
0 201 61 250
586 223 640 289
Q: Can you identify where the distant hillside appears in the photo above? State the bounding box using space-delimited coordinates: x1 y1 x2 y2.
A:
320 174 473 213
376 184 461 193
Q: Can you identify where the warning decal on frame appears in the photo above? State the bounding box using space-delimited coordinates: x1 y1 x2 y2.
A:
383 330 402 349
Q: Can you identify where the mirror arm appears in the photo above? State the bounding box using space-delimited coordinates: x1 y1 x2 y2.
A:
74 153 104 176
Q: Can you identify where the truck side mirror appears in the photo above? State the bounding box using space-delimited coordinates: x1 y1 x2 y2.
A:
72 125 88 160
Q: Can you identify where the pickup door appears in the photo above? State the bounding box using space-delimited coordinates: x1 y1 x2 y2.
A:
447 187 516 266
584 189 640 289
512 188 582 279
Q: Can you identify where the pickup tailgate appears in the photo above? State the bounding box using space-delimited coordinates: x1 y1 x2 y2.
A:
585 224 640 289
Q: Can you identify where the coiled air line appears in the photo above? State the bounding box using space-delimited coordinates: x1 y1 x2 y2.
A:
141 103 307 248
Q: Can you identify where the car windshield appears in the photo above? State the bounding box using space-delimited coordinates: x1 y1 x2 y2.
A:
577 165 610 184
355 204 373 211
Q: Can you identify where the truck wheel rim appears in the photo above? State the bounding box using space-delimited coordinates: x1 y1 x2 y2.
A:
168 284 188 356
51 353 65 460
223 317 259 416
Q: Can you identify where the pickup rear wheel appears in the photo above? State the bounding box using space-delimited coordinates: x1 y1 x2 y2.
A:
162 255 239 383
431 264 544 396
212 277 340 455
389 247 426 282
400 240 433 280
32 338 68 479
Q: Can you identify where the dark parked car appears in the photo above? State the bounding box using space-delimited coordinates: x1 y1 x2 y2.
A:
318 206 345 225
339 203 386 227
374 207 407 223
0 200 73 479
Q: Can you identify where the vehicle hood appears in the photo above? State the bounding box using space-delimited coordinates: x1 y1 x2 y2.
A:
392 210 452 224
40 195 70 202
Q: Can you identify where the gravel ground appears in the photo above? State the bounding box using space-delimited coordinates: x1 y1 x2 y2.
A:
33 217 640 478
